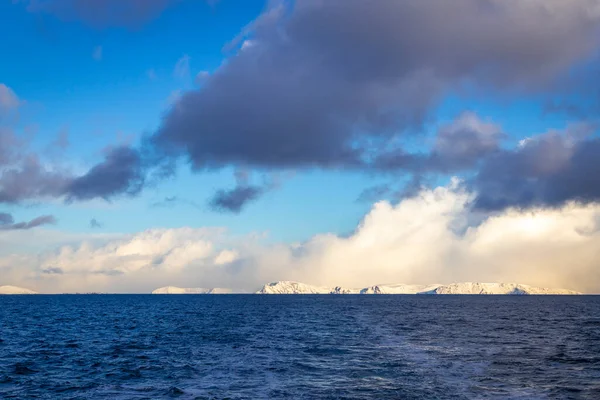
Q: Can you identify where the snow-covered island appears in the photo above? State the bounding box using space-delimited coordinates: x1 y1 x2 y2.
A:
255 281 360 294
256 281 581 295
0 285 38 295
422 282 581 295
151 286 232 294
151 281 581 295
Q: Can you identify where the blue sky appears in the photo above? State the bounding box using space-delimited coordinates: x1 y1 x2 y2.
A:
3 0 375 241
3 0 421 242
0 0 577 241
2 0 600 293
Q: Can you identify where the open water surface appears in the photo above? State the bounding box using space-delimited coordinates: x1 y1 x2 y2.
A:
0 295 599 399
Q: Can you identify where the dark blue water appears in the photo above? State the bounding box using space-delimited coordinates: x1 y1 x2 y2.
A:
0 295 599 399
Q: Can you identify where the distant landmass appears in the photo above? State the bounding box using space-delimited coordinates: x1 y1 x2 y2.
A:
256 281 580 295
151 286 233 294
0 285 37 295
151 281 581 295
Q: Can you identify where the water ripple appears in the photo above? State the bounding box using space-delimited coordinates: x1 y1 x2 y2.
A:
0 295 599 399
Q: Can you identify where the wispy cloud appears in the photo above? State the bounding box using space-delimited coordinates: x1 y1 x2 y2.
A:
173 54 190 79
147 68 157 80
151 196 202 210
0 213 57 230
92 45 103 61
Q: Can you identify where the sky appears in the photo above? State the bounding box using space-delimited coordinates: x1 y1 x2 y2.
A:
1 0 600 294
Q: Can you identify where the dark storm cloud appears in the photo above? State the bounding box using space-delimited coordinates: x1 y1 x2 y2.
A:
209 185 263 213
0 213 57 230
370 119 600 209
7 1 600 212
429 113 504 170
152 0 600 172
0 145 146 205
24 0 178 28
543 100 600 120
0 155 72 203
0 128 73 203
472 125 600 210
372 112 504 173
0 135 150 205
543 101 590 120
66 146 144 201
42 266 64 275
0 213 13 225
208 169 283 213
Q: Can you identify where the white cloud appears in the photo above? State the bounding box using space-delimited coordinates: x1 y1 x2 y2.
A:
1 183 600 294
195 70 210 85
214 249 239 265
92 45 103 61
240 40 256 51
173 54 190 79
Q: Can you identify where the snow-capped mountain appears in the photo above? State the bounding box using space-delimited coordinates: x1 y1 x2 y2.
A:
425 282 581 295
0 285 37 295
256 281 581 295
151 286 232 294
151 281 581 295
256 281 343 294
330 286 361 294
256 281 443 295
360 284 441 294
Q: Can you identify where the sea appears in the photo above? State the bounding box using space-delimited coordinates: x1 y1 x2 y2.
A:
0 295 599 399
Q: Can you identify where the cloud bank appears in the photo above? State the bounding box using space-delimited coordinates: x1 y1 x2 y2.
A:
2 183 599 294
472 124 600 210
154 0 600 170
